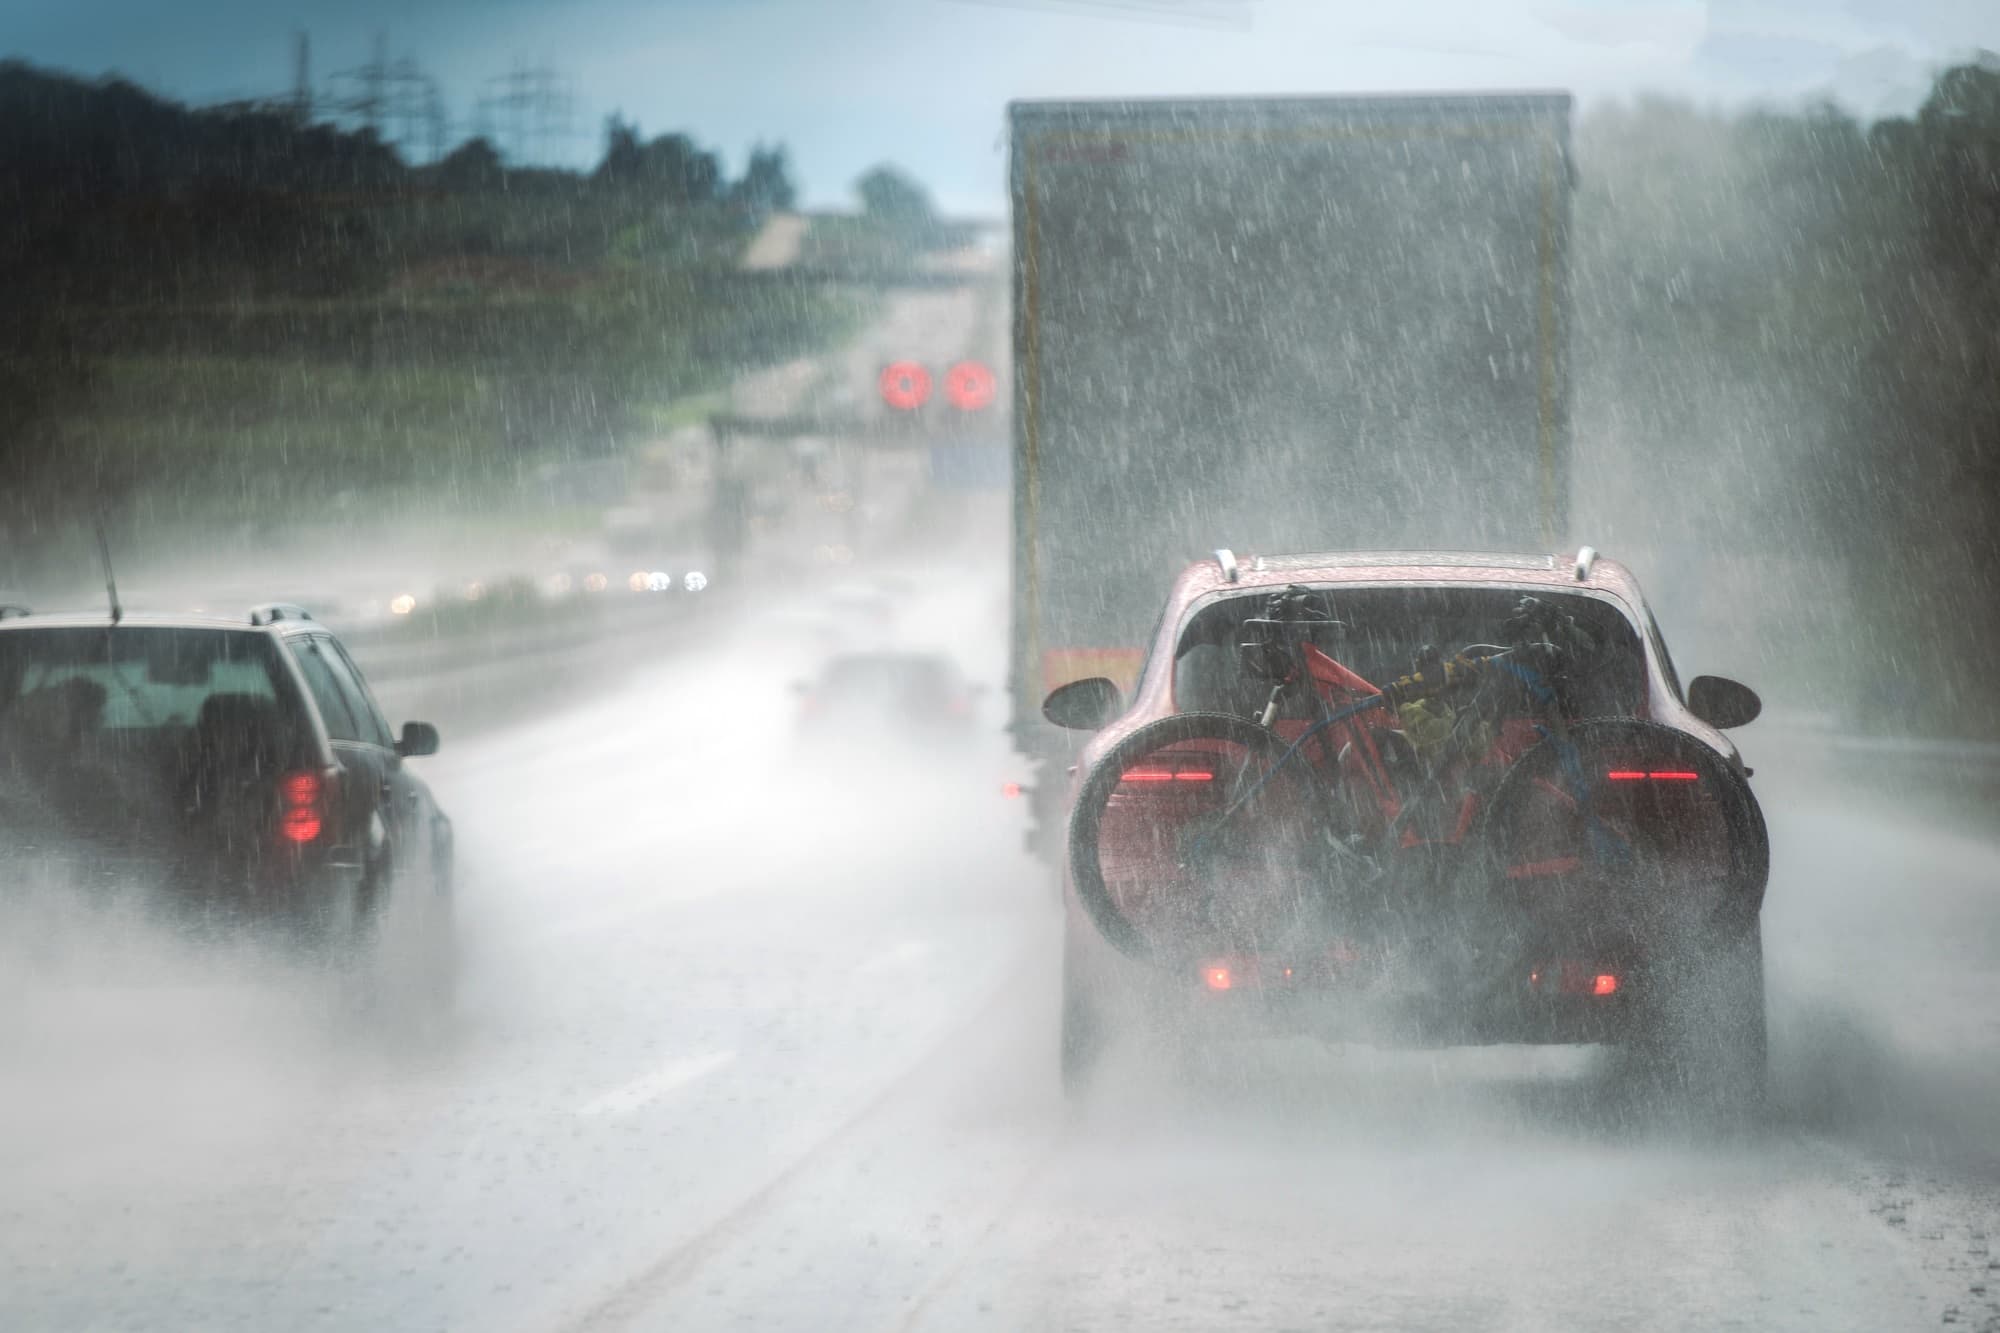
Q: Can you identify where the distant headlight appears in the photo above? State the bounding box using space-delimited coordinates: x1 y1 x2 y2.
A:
390 594 417 616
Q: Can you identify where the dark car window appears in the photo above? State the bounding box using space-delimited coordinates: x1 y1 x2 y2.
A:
0 626 293 735
1641 604 1684 700
292 637 363 743
1174 586 1648 719
321 638 394 749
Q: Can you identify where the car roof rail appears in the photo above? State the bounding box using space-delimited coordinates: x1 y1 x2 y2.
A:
0 604 31 620
1573 545 1599 582
1213 548 1240 583
248 602 313 626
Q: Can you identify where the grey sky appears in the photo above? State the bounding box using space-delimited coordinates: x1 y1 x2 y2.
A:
5 0 1994 213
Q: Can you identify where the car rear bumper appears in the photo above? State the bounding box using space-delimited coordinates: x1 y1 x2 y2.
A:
1066 906 1648 1050
1160 977 1641 1048
12 839 366 928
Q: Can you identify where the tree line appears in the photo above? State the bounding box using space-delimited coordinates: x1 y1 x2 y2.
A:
1573 59 2000 731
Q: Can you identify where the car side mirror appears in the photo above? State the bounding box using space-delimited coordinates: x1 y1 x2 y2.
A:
1687 676 1761 730
1043 677 1123 731
396 721 441 757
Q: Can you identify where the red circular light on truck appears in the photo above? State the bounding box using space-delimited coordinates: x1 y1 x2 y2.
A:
879 362 931 410
944 360 996 411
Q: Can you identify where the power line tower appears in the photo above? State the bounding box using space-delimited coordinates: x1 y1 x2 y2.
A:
325 31 390 138
384 55 446 163
324 33 449 163
477 61 575 165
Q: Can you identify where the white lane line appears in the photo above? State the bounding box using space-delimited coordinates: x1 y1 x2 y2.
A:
577 1051 736 1118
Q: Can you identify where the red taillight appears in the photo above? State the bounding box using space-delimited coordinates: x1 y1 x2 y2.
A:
1203 965 1233 991
279 770 325 844
1532 964 1622 997
1607 770 1647 782
1174 771 1213 782
281 808 323 842
1123 767 1214 784
1000 782 1022 799
1607 770 1700 782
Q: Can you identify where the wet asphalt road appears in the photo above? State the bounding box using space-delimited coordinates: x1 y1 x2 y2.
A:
5 508 2000 1332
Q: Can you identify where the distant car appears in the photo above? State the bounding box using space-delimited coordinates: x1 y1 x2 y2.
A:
1047 549 1769 1105
794 651 980 746
0 603 453 973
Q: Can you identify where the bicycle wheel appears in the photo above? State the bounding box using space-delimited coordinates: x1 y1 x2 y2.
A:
1067 711 1360 965
1476 717 1767 939
1478 718 1770 1106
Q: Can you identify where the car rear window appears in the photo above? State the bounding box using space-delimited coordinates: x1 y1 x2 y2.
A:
1174 586 1647 719
0 627 295 734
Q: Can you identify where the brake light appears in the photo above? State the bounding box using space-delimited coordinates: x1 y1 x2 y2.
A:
1175 771 1214 782
1123 768 1214 783
1001 782 1022 799
1203 964 1233 991
279 771 324 843
1607 770 1700 782
1647 771 1699 782
281 808 323 842
1531 964 1622 997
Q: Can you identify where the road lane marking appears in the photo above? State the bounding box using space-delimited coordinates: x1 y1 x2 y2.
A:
559 950 1038 1332
893 1147 1062 1333
576 1051 736 1118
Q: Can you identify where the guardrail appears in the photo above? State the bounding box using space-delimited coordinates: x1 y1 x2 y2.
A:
1754 713 2000 770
